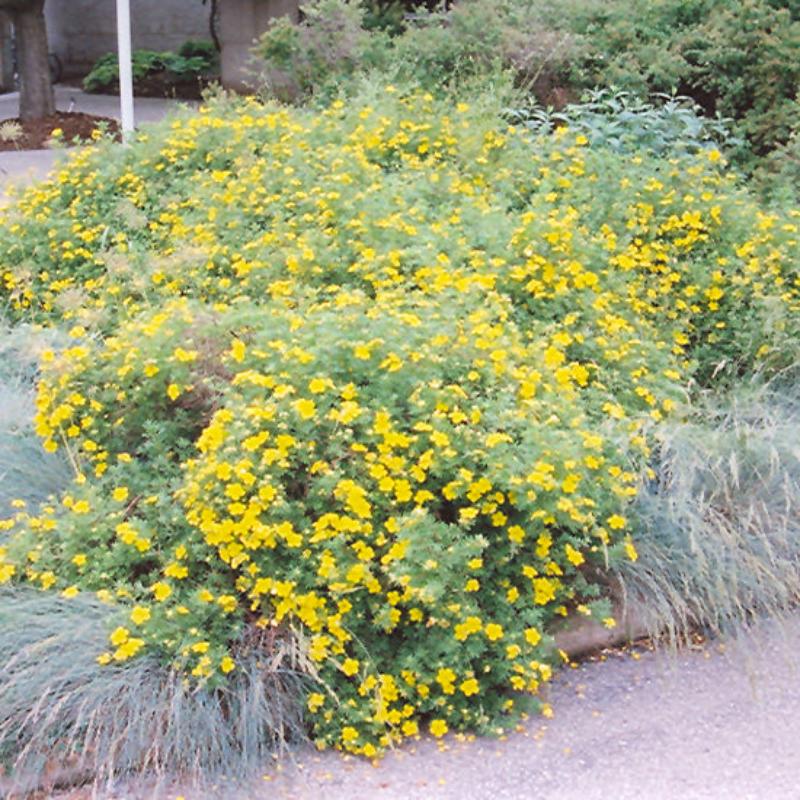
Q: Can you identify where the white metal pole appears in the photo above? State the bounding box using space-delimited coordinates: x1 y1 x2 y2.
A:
115 0 135 140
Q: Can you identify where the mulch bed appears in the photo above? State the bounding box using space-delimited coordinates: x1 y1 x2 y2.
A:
86 72 215 101
132 72 213 100
0 112 120 152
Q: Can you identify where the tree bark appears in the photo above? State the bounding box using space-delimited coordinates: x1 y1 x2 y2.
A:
209 0 220 52
0 0 54 120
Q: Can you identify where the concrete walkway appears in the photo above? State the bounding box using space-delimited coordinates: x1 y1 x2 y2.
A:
59 617 800 800
0 148 58 196
0 86 191 203
252 621 800 800
0 85 194 125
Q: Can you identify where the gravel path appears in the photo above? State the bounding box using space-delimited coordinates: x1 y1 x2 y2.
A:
73 617 800 800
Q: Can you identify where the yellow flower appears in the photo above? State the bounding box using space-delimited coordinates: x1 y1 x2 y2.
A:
130 605 151 625
484 623 504 641
454 616 482 641
565 543 584 566
230 339 246 362
40 571 56 589
113 637 144 661
429 719 448 738
110 626 130 646
294 398 316 420
220 656 236 673
71 553 87 567
307 692 325 712
152 581 172 601
164 562 189 579
459 678 479 696
436 667 456 693
113 487 129 503
607 514 626 530
624 540 638 562
341 726 359 743
533 577 557 605
167 383 181 401
524 627 541 646
544 346 565 369
62 585 79 598
308 377 328 394
173 347 197 363
342 658 359 676
507 525 525 544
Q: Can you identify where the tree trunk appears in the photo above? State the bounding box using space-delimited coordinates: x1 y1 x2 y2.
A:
209 0 221 52
8 0 54 121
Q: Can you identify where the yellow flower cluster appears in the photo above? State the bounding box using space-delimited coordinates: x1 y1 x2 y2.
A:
1 87 798 753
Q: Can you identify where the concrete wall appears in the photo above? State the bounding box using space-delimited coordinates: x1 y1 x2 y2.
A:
45 0 209 77
0 11 12 92
219 0 298 92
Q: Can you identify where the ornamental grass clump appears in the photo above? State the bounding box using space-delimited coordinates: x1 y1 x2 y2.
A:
0 322 71 512
0 83 798 771
0 587 309 795
616 376 800 645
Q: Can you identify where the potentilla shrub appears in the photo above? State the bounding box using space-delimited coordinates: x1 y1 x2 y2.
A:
2 291 651 751
1 85 799 755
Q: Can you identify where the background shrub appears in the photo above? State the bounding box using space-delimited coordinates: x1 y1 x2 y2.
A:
256 0 579 102
82 42 218 94
255 0 800 179
553 0 800 163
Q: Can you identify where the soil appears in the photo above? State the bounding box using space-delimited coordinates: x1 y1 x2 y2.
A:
0 112 120 152
86 72 217 101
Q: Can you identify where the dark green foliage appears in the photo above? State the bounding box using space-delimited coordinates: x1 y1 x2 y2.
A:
562 0 800 163
178 38 218 61
82 41 217 94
